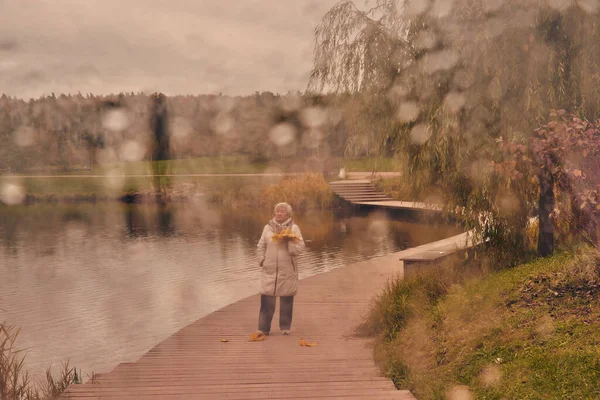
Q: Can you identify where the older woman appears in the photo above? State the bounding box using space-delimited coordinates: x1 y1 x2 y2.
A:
255 202 305 337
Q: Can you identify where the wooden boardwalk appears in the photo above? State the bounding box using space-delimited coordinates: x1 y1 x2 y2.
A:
62 245 423 399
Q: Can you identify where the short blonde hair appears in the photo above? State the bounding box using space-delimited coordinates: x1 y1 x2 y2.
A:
274 202 293 216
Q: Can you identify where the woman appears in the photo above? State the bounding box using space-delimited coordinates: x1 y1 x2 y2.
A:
255 202 305 337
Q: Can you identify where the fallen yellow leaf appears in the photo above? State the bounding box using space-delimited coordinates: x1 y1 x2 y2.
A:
300 339 317 347
248 332 266 342
220 339 229 342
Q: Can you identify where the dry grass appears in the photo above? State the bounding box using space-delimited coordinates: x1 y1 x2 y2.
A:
0 323 74 400
259 173 334 212
210 173 335 212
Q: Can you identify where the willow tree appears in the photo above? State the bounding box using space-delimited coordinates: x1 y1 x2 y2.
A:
309 0 600 261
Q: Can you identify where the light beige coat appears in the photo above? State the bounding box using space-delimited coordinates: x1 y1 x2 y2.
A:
257 223 305 296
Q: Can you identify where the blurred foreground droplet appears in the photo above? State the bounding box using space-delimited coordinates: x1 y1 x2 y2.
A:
96 148 118 165
1 183 26 205
120 140 145 162
443 92 466 114
415 31 438 51
102 109 130 132
420 50 459 74
215 96 237 113
485 17 506 38
13 126 35 147
212 113 237 138
578 0 600 13
430 0 454 18
171 117 193 139
483 0 504 13
405 0 431 16
300 107 327 128
104 169 126 191
548 0 572 11
447 385 473 400
269 123 297 147
281 94 303 112
410 124 430 145
388 84 411 101
397 102 420 123
480 365 503 387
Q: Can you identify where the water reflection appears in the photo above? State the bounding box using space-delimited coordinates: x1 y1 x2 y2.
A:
0 203 461 382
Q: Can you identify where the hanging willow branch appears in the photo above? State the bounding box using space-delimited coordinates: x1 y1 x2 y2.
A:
308 0 408 94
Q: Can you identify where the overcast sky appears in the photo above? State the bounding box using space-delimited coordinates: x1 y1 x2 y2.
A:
0 0 340 99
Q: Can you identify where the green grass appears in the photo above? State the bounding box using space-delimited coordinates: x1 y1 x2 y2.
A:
342 157 403 172
364 247 600 400
6 156 270 176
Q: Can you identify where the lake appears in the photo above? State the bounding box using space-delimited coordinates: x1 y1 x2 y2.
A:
0 200 461 382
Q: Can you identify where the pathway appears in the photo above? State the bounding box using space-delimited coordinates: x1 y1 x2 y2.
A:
62 240 429 399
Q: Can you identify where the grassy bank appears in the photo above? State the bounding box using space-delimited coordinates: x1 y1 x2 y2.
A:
0 323 75 399
5 156 402 176
1 173 337 210
361 247 600 399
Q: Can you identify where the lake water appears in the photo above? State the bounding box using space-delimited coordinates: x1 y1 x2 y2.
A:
0 201 461 382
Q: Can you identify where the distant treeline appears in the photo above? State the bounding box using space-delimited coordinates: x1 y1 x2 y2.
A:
0 91 373 172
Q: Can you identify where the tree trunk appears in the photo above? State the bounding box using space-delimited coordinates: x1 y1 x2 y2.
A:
538 168 554 257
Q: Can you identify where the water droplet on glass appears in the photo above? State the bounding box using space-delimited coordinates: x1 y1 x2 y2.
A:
104 172 125 191
512 9 536 28
102 109 130 132
96 148 118 165
405 0 431 16
447 385 473 400
388 84 411 101
548 0 572 11
420 50 459 74
302 129 323 149
214 96 236 113
415 31 438 51
480 365 503 387
120 140 145 162
397 102 420 123
0 183 26 205
577 0 600 13
483 0 504 13
485 17 506 38
410 124 430 145
281 94 303 112
13 126 35 147
368 218 389 238
499 194 519 214
488 80 503 100
430 0 454 18
468 159 491 183
453 69 475 90
300 107 327 128
443 92 466 114
269 123 297 147
211 113 235 136
171 117 193 139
